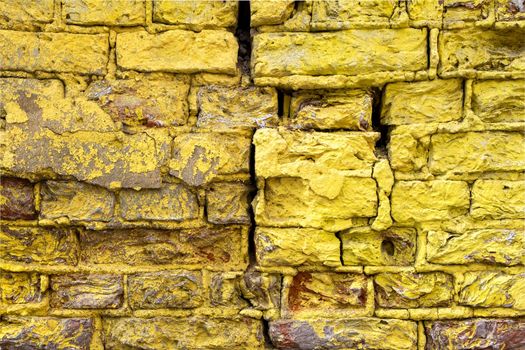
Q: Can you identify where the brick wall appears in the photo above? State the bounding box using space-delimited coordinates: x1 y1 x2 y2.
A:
0 0 524 349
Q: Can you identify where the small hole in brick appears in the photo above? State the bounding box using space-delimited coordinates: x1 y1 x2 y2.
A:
381 239 395 256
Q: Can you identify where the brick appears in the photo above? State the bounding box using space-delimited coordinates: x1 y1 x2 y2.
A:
119 184 199 221
0 226 78 265
425 319 525 350
250 0 294 26
439 28 525 76
63 0 145 25
391 181 470 223
206 182 251 225
85 77 190 127
388 127 428 172
426 228 525 266
40 181 115 222
381 80 463 125
170 133 251 186
116 30 238 74
0 0 54 28
375 272 454 308
496 0 525 21
0 271 41 304
255 227 341 267
471 79 525 123
269 318 417 350
287 272 368 313
80 227 245 268
255 177 377 231
252 29 427 78
254 129 378 179
50 274 123 309
0 317 94 350
0 31 108 75
458 271 525 309
288 90 373 130
471 180 525 219
442 0 493 26
0 177 36 220
241 269 282 311
128 271 202 309
341 227 416 266
104 317 263 349
153 0 238 28
196 86 278 129
429 132 525 174
209 273 248 308
407 0 443 25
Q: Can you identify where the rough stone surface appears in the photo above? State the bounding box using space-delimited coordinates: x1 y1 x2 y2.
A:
471 180 525 219
153 0 238 28
209 273 248 308
40 181 115 222
0 177 36 220
425 319 525 350
128 271 202 309
251 0 294 26
0 0 54 28
206 182 251 224
116 30 238 74
119 184 199 221
374 272 454 308
472 80 525 123
0 271 41 304
269 318 418 350
50 274 123 309
241 268 282 311
63 0 145 25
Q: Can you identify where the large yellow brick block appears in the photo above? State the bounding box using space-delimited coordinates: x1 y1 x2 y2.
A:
471 180 525 219
0 31 108 75
63 0 145 25
458 271 525 309
429 132 525 174
252 28 427 77
0 0 54 28
250 0 294 26
116 30 238 74
153 0 238 28
0 272 41 304
391 181 470 223
427 228 525 266
255 227 341 267
471 80 525 123
381 79 463 125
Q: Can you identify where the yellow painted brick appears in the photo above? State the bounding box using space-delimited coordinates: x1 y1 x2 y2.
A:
442 0 493 27
250 0 294 26
153 0 237 28
471 79 525 123
63 0 145 25
471 180 525 219
496 0 525 21
0 0 54 28
388 128 428 172
116 30 238 74
206 182 251 225
0 272 41 304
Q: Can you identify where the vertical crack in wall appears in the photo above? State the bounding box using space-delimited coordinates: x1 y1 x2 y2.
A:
371 87 389 155
236 0 252 76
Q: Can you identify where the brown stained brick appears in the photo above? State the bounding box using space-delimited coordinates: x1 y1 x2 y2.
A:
0 177 36 220
0 271 41 304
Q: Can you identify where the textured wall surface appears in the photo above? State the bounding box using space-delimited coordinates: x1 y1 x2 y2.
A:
0 0 524 349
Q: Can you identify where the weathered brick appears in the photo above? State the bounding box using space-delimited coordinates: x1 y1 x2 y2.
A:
255 177 377 231
0 177 36 220
63 0 145 25
0 317 94 350
254 128 378 179
153 0 238 28
0 271 41 304
170 133 251 186
341 227 416 266
471 79 525 123
288 90 373 130
429 132 525 174
197 86 278 129
496 0 525 21
426 228 525 266
40 181 115 222
287 272 368 313
209 273 248 308
128 271 202 309
206 182 251 225
85 77 190 127
241 268 281 311
442 0 493 26
381 80 463 125
458 271 525 309
0 0 54 28
425 319 525 350
119 184 199 221
252 29 427 79
439 28 525 76
407 0 443 25
391 181 470 223
80 227 245 268
116 30 238 74
387 126 428 172
250 0 294 26
375 272 454 308
104 317 263 349
50 274 123 309
471 180 525 219
255 227 341 267
0 226 78 265
269 318 417 350
0 31 108 75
